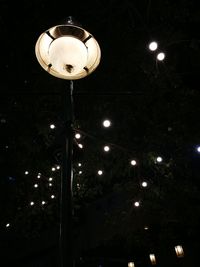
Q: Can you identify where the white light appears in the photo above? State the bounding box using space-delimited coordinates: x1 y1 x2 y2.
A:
37 174 41 178
78 143 83 149
157 52 165 61
144 226 149 230
79 171 82 174
30 201 34 206
50 124 55 129
175 245 184 258
56 165 60 170
75 133 81 139
142 181 148 187
49 183 53 187
134 201 140 207
42 201 46 205
52 167 56 171
49 177 53 181
156 156 163 163
128 262 135 267
130 160 137 166
78 163 82 167
103 119 111 127
51 195 55 199
98 170 103 175
149 254 156 265
104 145 110 152
34 184 38 188
148 41 158 51
196 146 200 152
25 171 29 175
49 36 88 76
6 223 10 228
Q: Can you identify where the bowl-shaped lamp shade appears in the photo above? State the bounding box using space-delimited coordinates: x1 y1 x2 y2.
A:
35 24 101 80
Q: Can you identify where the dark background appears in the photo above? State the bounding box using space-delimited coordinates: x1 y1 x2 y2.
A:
0 0 200 266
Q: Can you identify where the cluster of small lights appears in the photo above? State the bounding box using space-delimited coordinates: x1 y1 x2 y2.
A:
148 41 165 61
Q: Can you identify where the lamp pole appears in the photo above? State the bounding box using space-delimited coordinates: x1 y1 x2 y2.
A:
35 17 101 267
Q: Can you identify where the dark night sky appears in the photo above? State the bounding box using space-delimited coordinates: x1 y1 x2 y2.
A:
0 0 200 266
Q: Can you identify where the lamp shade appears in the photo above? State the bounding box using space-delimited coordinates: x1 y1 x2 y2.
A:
35 23 101 80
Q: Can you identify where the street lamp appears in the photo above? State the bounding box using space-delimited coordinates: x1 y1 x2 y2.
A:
35 16 101 267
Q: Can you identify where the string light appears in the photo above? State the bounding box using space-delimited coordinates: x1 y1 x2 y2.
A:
79 171 82 174
50 124 55 129
30 201 34 206
148 41 158 51
56 165 60 170
6 223 10 228
78 163 82 167
25 171 29 175
49 183 52 187
134 201 140 207
196 146 200 153
157 52 165 61
75 133 81 139
144 226 149 230
52 167 56 171
156 156 163 163
141 181 148 187
51 195 55 199
103 119 111 128
34 184 38 188
104 145 110 152
78 143 83 149
130 159 137 166
37 174 41 178
149 254 156 265
97 170 103 175
49 177 53 181
41 201 46 205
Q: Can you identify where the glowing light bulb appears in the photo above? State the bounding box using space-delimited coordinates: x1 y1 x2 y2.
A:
196 146 200 153
25 171 29 175
128 262 135 267
142 181 148 187
79 171 82 174
149 254 156 265
134 201 140 207
49 177 53 181
56 165 60 170
42 201 46 205
104 145 110 152
144 226 149 230
156 156 163 163
6 223 10 228
75 133 81 139
49 183 52 187
103 119 111 127
52 167 56 171
130 160 137 166
50 124 55 129
78 143 83 149
34 184 38 188
78 163 82 167
30 201 34 206
148 41 158 51
98 170 103 175
157 52 165 61
37 174 41 178
51 195 55 199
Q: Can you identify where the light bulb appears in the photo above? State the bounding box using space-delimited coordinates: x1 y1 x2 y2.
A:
130 160 137 166
104 145 110 152
148 41 158 51
98 170 103 175
34 184 38 188
156 156 163 163
134 201 140 207
25 171 29 175
50 124 55 129
157 52 165 61
103 119 111 127
75 133 81 139
141 181 148 187
51 195 55 199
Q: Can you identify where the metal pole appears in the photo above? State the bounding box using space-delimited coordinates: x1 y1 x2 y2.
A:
60 80 74 267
